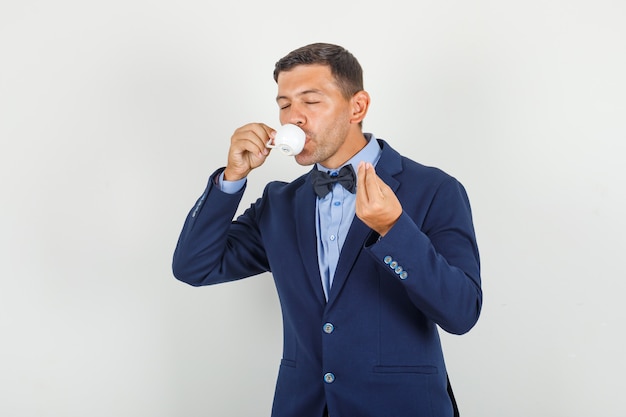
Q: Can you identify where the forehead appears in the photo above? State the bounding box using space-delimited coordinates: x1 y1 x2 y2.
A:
276 64 339 98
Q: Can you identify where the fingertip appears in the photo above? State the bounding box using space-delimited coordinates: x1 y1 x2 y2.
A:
357 161 367 176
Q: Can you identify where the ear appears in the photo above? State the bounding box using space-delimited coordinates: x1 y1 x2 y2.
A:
349 90 370 124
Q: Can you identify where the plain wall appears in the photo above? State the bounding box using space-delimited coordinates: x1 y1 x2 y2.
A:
1 1 625 416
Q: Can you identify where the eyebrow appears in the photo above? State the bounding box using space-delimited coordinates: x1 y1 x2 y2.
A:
276 89 324 102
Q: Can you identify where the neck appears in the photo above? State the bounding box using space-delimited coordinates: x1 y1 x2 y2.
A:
322 131 367 169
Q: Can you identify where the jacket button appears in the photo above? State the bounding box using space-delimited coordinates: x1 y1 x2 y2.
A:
389 260 398 269
399 271 408 280
383 255 392 264
324 372 335 383
323 323 335 334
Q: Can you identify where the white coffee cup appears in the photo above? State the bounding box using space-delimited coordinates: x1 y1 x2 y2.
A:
266 124 306 156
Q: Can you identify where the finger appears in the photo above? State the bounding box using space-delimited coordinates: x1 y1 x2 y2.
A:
374 172 391 199
254 123 276 151
232 136 266 160
244 122 273 139
234 124 272 157
260 123 276 140
363 162 384 200
356 161 369 203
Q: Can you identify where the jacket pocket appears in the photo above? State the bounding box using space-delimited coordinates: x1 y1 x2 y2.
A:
280 358 296 368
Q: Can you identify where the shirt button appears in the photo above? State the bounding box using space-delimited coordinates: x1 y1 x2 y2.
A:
323 322 335 334
333 201 341 206
324 372 335 383
329 235 336 241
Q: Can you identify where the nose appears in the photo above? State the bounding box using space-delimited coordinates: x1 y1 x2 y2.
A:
285 103 305 126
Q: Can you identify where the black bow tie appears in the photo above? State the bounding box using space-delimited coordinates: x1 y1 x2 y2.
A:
310 164 357 198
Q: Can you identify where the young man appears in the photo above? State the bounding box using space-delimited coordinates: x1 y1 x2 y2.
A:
173 43 482 417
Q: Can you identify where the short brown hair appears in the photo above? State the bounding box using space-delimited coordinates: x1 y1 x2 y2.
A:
273 43 364 99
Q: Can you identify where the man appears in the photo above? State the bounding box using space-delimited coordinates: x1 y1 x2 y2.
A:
173 42 482 417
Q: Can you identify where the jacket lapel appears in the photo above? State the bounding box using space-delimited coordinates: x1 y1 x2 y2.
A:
326 140 402 308
295 172 326 305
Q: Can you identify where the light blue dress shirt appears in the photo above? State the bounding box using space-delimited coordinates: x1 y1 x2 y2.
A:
315 134 381 300
218 133 382 301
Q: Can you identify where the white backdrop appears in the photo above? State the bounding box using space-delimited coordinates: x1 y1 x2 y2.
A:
1 1 625 416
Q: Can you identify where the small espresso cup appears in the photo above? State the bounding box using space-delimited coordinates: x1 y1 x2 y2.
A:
266 124 305 156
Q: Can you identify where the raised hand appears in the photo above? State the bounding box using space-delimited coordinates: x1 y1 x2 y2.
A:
223 123 275 181
356 162 402 237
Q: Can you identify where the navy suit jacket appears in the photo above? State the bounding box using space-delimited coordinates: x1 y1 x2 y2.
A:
173 139 482 417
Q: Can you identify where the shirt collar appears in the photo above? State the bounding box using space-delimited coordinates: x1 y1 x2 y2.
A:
316 132 382 174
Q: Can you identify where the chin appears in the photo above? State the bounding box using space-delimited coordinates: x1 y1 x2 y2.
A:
294 152 315 166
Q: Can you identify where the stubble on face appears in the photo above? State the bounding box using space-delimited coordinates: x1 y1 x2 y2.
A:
294 113 351 167
276 64 361 168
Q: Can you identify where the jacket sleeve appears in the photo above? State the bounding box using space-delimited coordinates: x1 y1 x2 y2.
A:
367 176 482 335
172 168 269 287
